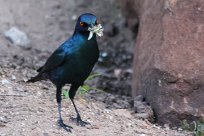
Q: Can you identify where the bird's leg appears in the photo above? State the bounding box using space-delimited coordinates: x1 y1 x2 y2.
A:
70 98 90 126
56 86 73 132
69 84 90 126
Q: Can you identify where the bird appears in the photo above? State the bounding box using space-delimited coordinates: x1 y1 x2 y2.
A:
27 13 103 132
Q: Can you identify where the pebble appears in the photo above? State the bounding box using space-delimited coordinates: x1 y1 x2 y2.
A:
0 116 8 123
0 79 10 85
164 124 170 130
87 125 99 129
109 116 113 120
178 128 183 131
71 15 77 21
4 27 31 49
140 134 146 136
114 69 122 77
11 75 16 80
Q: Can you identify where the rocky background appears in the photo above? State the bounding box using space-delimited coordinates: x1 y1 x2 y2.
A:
121 0 204 127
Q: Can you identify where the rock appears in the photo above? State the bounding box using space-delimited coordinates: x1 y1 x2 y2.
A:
114 69 122 77
0 116 9 123
0 79 10 85
139 134 146 136
11 75 16 80
71 14 77 21
4 27 31 49
121 0 204 126
98 51 109 63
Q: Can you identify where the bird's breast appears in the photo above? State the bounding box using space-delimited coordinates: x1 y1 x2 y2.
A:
60 39 99 83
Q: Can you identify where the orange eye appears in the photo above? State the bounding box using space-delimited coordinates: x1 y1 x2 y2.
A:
80 22 84 27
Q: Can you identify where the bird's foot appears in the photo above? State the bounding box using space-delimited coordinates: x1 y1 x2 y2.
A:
70 116 90 127
57 119 73 132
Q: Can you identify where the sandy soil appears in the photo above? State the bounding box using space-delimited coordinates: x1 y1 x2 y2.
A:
0 0 191 136
0 67 191 136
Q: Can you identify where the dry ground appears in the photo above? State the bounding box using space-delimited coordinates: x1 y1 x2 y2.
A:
0 67 190 136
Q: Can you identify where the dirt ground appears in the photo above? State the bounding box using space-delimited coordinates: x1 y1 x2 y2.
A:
0 0 191 136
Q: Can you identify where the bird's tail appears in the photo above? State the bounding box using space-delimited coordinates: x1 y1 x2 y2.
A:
27 74 44 83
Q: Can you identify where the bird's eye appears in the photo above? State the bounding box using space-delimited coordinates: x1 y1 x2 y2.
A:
80 22 84 27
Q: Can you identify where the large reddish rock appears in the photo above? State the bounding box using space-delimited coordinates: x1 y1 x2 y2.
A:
121 0 204 126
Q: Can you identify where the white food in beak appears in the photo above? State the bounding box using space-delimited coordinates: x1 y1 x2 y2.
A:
88 24 104 40
88 31 94 40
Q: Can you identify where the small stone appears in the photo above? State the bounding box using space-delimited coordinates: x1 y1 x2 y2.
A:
164 124 170 130
114 69 122 77
104 109 111 114
0 116 9 123
1 79 10 85
11 75 16 80
101 52 108 57
126 68 133 74
127 123 132 127
71 15 77 21
109 116 113 120
98 52 109 63
178 128 183 131
4 27 31 49
140 134 146 136
87 124 99 129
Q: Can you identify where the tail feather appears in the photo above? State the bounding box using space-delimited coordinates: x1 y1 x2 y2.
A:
37 66 43 72
27 74 44 83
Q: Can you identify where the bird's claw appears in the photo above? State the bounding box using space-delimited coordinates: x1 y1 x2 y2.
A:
57 119 73 132
70 116 90 127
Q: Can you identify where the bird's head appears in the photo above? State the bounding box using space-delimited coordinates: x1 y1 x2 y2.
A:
74 13 103 40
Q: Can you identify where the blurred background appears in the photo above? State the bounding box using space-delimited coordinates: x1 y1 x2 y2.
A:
0 0 135 96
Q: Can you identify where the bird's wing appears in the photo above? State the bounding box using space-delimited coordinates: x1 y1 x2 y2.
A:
38 47 66 73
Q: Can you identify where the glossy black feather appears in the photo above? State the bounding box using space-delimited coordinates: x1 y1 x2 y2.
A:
27 13 100 130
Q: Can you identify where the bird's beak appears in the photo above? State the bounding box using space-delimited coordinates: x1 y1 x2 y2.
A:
88 24 104 40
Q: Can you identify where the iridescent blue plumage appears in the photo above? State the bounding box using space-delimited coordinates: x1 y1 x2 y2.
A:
27 13 101 132
48 31 98 86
